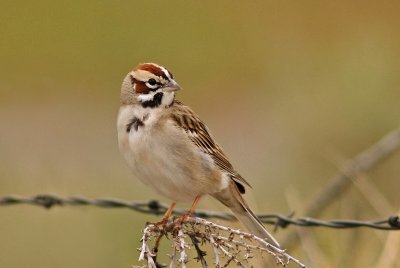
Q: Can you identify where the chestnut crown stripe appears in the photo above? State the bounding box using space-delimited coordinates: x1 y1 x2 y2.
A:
134 63 169 80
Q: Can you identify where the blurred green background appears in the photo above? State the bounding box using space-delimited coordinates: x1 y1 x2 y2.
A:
1 1 399 267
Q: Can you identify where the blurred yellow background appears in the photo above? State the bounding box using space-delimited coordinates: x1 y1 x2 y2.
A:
1 1 399 267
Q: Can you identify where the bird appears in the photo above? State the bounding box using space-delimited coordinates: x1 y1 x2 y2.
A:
117 63 280 248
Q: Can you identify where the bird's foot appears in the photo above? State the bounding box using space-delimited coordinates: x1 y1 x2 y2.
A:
172 212 192 233
146 217 170 231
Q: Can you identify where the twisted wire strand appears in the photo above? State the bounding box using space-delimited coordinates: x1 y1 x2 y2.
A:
1 194 399 230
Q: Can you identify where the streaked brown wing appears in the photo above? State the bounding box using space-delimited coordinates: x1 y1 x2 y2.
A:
171 101 251 191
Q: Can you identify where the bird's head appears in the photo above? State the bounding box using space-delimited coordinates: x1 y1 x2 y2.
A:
120 63 181 108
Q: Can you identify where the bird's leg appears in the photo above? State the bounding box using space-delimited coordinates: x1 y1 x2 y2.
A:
174 195 202 226
186 195 202 220
160 201 176 227
147 202 176 228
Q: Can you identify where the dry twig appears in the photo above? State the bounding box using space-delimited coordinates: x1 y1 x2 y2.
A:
137 217 307 268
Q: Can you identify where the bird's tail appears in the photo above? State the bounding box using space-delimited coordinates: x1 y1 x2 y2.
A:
212 182 280 248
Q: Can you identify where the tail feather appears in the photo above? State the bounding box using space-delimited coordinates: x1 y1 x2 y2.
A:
212 182 280 248
234 202 280 248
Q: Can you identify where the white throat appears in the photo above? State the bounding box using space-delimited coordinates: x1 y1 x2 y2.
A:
161 92 175 107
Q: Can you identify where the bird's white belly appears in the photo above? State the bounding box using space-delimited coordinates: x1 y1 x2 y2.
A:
117 106 217 202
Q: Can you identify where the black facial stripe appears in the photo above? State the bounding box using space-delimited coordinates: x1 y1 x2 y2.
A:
140 92 164 108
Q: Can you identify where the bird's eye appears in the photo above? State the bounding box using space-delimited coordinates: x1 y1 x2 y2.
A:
148 78 157 86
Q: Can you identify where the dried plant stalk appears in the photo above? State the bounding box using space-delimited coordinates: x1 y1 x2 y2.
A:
136 217 307 268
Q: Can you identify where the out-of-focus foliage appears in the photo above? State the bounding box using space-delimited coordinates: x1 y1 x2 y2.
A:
0 1 399 267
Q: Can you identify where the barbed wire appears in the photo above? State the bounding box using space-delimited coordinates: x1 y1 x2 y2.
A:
1 194 399 230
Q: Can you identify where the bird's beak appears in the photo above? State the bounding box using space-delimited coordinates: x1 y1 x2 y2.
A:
163 80 181 92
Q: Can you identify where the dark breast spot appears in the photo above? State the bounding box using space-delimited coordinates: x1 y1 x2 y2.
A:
126 117 145 132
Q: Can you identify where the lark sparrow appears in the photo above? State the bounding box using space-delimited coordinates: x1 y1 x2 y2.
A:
117 63 280 248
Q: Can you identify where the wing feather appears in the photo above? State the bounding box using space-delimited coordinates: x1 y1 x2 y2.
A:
171 101 251 191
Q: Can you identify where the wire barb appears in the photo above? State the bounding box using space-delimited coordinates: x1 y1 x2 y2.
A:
1 194 399 230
